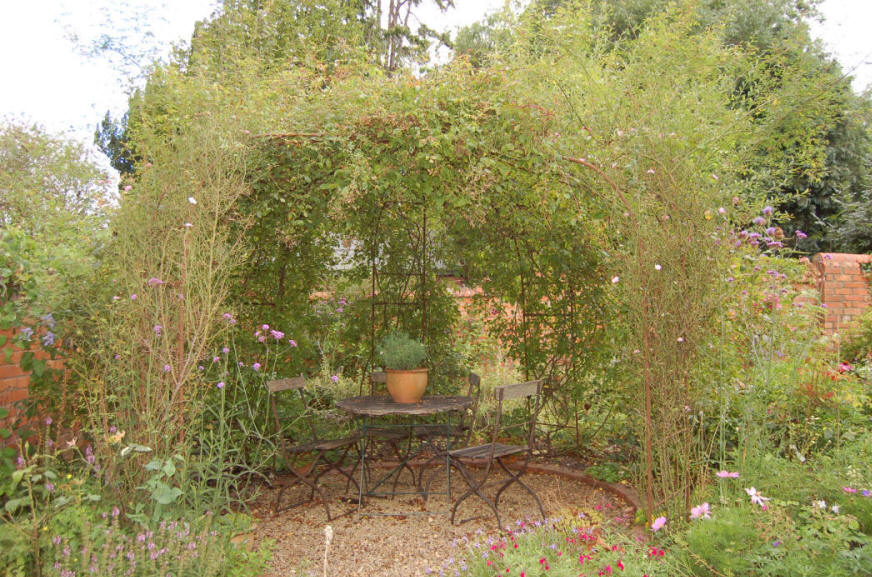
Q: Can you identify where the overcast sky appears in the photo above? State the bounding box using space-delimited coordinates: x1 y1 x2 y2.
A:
1 0 870 149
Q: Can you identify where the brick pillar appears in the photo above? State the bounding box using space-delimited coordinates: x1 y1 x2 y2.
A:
812 253 872 334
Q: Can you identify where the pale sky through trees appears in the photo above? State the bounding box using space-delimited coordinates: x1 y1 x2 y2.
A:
0 0 869 150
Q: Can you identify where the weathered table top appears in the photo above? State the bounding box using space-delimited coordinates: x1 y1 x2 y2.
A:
336 395 473 417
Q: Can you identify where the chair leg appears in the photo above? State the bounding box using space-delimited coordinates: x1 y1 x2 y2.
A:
449 459 502 528
274 453 334 521
494 458 545 521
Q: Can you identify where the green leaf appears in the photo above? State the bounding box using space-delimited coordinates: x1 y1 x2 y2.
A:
0 407 8 419
4 498 24 514
161 460 176 477
19 351 33 372
31 359 45 378
85 494 101 502
150 485 183 505
144 459 163 471
2 348 11 363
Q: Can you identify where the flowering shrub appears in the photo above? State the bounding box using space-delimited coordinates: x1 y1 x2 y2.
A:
44 512 269 577
451 515 670 577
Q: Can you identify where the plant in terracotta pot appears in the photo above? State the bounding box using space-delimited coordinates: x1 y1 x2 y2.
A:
378 331 428 403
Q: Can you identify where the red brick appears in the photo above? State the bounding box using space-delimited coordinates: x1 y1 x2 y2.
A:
0 364 26 379
0 387 28 405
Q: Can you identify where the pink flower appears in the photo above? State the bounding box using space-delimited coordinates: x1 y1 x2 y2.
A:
690 503 711 519
147 277 165 287
843 486 857 494
716 470 739 478
163 365 171 372
252 363 261 371
130 294 137 300
745 487 770 507
288 339 297 347
216 382 225 389
650 516 666 532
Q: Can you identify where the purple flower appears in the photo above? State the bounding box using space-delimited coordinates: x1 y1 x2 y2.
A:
163 365 171 372
270 330 284 340
861 490 871 497
222 347 229 354
252 363 261 371
765 227 776 236
153 325 162 336
130 294 137 301
147 277 165 287
42 332 55 347
762 206 774 215
261 324 269 331
690 503 711 519
331 375 339 383
114 354 121 360
45 416 53 426
19 327 34 341
752 216 766 226
213 356 220 363
217 382 225 389
112 506 120 517
716 470 739 478
772 540 781 547
288 339 297 347
45 482 55 493
796 230 807 239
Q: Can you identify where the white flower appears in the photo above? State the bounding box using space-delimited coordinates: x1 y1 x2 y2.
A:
813 500 827 509
654 264 662 270
611 276 619 284
745 487 770 508
831 504 840 514
188 197 197 205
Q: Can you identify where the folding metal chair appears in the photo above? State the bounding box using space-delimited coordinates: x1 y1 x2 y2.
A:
447 378 546 528
416 372 481 489
268 376 360 520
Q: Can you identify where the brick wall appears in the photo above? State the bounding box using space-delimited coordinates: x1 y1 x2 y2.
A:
811 253 872 334
0 328 62 433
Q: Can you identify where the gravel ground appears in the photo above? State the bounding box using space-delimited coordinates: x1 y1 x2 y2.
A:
245 462 632 577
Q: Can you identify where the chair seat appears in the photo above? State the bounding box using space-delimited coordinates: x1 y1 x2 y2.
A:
412 423 466 437
363 426 408 441
288 436 358 453
449 442 525 460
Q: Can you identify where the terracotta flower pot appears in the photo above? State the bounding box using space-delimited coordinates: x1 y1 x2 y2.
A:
385 368 428 403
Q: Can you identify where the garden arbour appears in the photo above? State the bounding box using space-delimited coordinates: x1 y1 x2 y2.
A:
235 62 611 433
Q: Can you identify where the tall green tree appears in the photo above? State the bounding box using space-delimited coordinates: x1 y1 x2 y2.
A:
0 122 113 308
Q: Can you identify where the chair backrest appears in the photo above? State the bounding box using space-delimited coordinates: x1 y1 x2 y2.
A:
369 371 387 395
456 372 482 444
492 379 544 450
267 375 318 442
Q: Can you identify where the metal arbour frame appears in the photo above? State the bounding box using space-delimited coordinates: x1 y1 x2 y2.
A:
362 197 431 391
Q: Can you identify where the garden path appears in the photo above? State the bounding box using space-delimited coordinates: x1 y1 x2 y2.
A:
247 464 634 577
